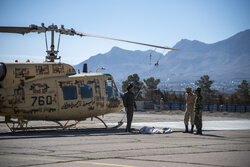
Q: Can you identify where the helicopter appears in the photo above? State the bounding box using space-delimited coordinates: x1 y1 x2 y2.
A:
0 23 178 132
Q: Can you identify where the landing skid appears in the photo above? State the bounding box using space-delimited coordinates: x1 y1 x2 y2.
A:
1 119 82 133
0 115 124 132
94 116 124 129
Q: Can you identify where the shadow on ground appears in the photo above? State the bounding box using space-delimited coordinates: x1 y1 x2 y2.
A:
0 128 133 140
0 128 225 140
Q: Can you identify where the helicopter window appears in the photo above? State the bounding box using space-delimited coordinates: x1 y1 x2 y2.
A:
106 80 119 98
62 86 77 100
80 84 93 99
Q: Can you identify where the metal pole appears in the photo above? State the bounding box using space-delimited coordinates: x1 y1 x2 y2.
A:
57 33 61 52
45 32 48 51
51 30 54 52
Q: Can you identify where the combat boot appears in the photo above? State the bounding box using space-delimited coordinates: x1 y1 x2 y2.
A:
190 125 194 133
183 125 188 133
194 129 202 135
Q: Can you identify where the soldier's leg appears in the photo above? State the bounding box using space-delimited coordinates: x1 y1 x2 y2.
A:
125 111 130 132
127 112 133 132
199 112 203 134
184 110 189 132
194 112 199 132
196 115 201 133
184 110 189 126
190 111 195 125
190 111 195 133
195 112 202 135
126 107 134 132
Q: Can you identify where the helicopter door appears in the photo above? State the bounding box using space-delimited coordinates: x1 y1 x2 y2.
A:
106 79 119 99
105 79 120 109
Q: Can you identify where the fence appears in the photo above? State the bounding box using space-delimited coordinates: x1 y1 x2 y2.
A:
136 101 250 112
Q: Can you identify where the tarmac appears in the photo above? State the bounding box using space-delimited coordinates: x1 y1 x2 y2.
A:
0 111 250 167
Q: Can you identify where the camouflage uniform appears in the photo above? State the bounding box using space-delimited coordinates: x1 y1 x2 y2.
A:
124 91 136 132
184 92 196 126
194 94 203 134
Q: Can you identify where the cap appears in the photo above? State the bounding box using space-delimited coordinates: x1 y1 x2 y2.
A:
196 87 201 92
186 87 192 92
127 84 134 91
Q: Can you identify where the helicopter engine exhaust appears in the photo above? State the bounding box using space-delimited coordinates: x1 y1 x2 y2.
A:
83 63 88 73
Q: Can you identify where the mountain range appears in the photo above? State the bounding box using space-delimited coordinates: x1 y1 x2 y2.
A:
74 29 250 83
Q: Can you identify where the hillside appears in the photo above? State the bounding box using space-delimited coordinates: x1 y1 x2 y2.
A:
74 29 250 82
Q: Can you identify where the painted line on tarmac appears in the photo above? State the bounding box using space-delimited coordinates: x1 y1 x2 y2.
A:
76 161 137 167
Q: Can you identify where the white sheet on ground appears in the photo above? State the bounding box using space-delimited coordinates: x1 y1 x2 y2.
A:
139 126 173 134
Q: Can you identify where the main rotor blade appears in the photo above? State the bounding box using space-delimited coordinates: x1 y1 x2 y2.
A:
0 24 179 50
0 26 32 35
76 32 179 50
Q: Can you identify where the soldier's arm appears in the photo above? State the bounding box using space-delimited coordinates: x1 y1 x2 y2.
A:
124 93 128 108
197 97 203 109
185 93 188 101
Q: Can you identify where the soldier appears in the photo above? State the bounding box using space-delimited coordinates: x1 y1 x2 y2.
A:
184 87 196 133
124 84 137 132
194 87 203 135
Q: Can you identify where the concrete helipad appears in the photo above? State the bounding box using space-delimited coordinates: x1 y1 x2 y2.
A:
0 112 250 167
130 120 250 130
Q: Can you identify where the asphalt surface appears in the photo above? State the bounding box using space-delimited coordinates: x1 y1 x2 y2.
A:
0 111 250 167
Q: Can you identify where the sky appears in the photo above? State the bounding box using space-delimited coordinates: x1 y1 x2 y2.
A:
0 0 250 65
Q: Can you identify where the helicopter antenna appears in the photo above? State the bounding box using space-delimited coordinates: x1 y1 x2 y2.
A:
149 53 152 65
149 48 157 65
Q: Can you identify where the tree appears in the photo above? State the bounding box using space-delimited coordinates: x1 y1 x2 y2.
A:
195 75 214 94
235 80 250 105
228 94 240 104
122 74 144 100
195 75 214 103
217 94 225 104
143 77 160 102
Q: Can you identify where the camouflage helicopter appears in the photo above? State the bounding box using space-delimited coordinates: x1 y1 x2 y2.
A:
0 23 178 132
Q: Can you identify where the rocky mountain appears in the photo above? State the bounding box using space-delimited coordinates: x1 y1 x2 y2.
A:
74 47 163 81
74 29 250 82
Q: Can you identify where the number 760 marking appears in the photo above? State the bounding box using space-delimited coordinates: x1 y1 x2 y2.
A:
31 96 52 106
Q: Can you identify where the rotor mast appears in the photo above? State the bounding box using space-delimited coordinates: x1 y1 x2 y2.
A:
45 25 61 62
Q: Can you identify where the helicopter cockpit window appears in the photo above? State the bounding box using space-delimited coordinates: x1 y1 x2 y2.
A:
106 79 119 99
62 86 77 100
80 84 93 99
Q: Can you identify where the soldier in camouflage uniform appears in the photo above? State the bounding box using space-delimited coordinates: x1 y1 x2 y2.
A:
124 84 137 132
194 87 203 135
184 87 196 133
